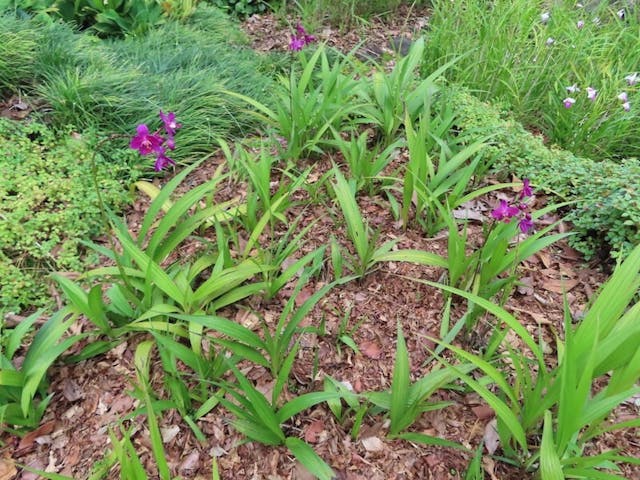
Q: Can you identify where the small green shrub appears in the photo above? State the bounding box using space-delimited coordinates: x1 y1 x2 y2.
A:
13 0 170 38
210 0 270 18
447 87 640 260
0 119 137 315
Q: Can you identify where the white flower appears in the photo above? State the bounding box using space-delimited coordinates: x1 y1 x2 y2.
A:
586 87 597 101
566 84 580 94
541 12 550 24
546 37 555 46
617 9 625 20
625 72 639 86
622 102 631 112
577 20 585 29
618 92 629 102
563 97 576 108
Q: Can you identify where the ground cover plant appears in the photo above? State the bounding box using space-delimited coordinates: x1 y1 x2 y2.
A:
1 3 640 480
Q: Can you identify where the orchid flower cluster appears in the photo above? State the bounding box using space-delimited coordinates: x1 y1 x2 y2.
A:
491 179 535 234
562 73 636 112
539 9 636 113
130 111 181 171
289 22 316 51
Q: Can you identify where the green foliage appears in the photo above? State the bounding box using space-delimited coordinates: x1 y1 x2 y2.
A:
0 119 135 315
424 0 640 160
0 308 81 429
0 8 273 158
0 14 38 92
437 197 570 342
14 0 175 38
225 43 365 160
210 0 269 17
294 0 404 30
448 87 640 260
428 242 640 476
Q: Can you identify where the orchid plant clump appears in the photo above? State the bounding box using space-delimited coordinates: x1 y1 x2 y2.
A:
130 110 181 171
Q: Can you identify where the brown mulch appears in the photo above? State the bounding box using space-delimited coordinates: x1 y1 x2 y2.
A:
2 6 639 480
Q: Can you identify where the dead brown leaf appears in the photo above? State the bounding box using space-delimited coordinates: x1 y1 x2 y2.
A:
304 419 325 444
541 278 579 293
359 340 382 359
0 457 17 480
15 420 56 457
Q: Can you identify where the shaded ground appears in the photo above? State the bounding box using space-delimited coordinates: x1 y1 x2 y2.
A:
2 6 639 480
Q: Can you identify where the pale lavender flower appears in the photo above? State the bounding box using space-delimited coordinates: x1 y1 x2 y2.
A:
625 72 639 87
541 12 550 24
563 97 576 108
618 92 629 102
577 20 585 29
566 84 580 94
546 37 555 46
622 101 631 112
586 87 597 101
617 9 625 20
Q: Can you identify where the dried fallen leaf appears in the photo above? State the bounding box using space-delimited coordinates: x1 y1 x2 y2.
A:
483 419 500 455
516 276 535 296
304 419 325 444
61 378 83 402
161 425 180 443
0 457 17 480
360 340 382 359
471 405 494 421
179 450 200 476
15 420 56 456
541 278 579 294
361 436 385 452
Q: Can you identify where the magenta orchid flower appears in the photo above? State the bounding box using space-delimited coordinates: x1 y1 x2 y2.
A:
289 22 316 51
289 35 305 51
131 110 180 172
130 124 164 156
586 87 597 101
159 110 181 136
563 97 576 108
519 178 533 199
518 213 534 234
491 200 520 222
153 147 175 171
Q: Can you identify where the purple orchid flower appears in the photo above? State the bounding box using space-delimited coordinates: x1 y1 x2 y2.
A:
491 200 520 222
563 97 576 108
153 147 175 171
159 110 181 136
518 213 534 234
130 124 164 156
519 178 533 199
